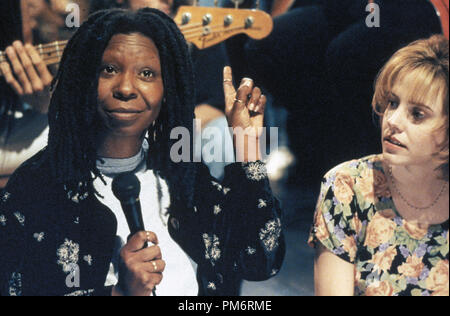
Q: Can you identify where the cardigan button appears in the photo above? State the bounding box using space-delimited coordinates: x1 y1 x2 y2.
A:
170 217 180 231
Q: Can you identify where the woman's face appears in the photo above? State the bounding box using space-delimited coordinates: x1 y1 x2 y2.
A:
97 32 164 140
381 73 447 169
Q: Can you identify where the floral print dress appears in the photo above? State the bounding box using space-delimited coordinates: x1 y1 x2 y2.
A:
308 155 449 296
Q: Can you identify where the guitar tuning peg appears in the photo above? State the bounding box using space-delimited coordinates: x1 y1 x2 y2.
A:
255 0 260 9
202 13 212 25
181 12 192 25
224 14 233 26
245 16 254 28
214 0 219 7
193 0 198 6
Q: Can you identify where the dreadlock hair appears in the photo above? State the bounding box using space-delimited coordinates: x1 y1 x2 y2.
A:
44 8 198 207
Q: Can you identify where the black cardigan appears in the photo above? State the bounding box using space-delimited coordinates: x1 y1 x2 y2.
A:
0 151 285 296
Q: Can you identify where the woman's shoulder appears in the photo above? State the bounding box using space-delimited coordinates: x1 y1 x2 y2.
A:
318 154 389 209
323 154 384 182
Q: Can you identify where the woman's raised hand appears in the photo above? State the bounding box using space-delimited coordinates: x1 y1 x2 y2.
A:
223 66 267 162
223 66 266 134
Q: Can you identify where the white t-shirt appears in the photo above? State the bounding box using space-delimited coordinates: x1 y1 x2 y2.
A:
94 144 198 296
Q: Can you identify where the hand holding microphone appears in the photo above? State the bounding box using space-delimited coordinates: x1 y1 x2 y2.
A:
116 231 165 296
112 172 165 296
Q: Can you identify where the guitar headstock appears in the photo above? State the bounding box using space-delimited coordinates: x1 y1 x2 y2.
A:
174 6 273 50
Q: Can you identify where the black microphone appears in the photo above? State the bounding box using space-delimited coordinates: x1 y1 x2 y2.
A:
112 172 157 296
112 172 144 238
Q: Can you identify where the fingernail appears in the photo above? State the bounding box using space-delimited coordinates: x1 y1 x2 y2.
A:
249 103 255 111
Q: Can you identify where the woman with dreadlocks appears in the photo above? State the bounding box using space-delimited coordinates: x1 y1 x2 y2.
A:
0 8 285 296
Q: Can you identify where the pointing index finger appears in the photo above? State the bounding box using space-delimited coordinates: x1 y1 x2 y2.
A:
223 66 235 97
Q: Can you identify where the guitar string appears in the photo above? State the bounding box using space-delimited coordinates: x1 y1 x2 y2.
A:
178 23 204 31
0 43 69 63
182 23 248 36
34 41 69 50
0 17 254 56
184 25 248 40
0 22 212 60
1 24 247 62
32 24 247 55
0 23 256 76
0 15 259 56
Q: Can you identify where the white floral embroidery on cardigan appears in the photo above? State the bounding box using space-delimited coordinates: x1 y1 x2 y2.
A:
64 289 95 296
243 162 267 181
211 181 223 192
258 199 267 208
0 215 7 226
8 272 22 296
246 246 256 255
33 232 45 242
13 212 25 226
259 218 282 252
203 233 221 264
211 181 231 195
64 182 89 204
1 191 11 202
84 255 93 266
207 281 216 290
57 239 80 273
213 205 222 215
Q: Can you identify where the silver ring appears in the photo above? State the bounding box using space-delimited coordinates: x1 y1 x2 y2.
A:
223 79 232 82
152 261 157 271
234 98 244 105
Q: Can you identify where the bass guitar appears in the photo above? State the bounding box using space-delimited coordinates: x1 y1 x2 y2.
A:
0 6 273 76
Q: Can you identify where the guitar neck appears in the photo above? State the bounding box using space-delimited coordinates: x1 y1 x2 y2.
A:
0 40 69 71
0 6 273 77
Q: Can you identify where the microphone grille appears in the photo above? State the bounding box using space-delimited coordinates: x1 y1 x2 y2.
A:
112 172 141 200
